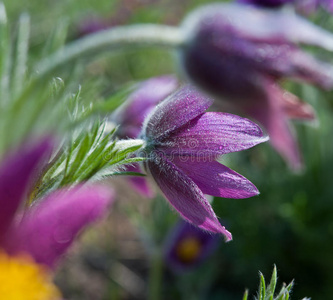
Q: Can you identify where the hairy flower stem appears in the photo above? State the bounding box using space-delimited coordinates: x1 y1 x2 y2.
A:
148 250 163 300
36 24 184 77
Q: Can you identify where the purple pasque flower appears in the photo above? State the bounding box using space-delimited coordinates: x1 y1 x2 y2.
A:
164 220 220 272
113 75 178 197
237 0 292 7
238 0 333 13
139 85 268 240
0 138 114 269
180 3 333 170
114 75 179 139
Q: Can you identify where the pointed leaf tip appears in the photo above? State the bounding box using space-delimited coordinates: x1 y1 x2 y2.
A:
259 272 266 300
243 289 249 300
267 264 278 297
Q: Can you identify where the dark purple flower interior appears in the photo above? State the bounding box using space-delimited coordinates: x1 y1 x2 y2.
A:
238 0 293 7
164 221 220 272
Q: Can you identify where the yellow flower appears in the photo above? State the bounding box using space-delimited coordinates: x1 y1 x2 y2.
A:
0 251 61 300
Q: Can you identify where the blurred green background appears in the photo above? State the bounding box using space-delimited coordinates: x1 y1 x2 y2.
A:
5 0 333 299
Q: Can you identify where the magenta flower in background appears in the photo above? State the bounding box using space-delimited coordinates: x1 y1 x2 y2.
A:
113 75 178 197
238 0 333 13
114 76 178 140
164 221 220 273
237 0 292 7
180 3 333 170
0 138 114 269
139 85 268 240
77 17 111 37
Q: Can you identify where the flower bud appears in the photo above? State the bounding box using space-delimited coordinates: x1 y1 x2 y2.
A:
179 3 333 169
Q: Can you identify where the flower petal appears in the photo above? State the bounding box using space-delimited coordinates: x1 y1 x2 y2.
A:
114 75 178 139
284 7 333 50
283 49 333 90
4 185 114 269
142 85 213 142
0 138 52 242
183 4 333 51
281 91 316 121
183 4 333 91
244 82 302 170
147 154 232 240
159 112 268 156
126 164 155 198
237 0 291 7
171 156 259 199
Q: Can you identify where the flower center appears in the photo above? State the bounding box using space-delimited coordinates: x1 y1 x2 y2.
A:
0 251 62 300
175 236 202 263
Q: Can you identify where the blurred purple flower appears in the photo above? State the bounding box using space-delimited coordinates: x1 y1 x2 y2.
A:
114 76 179 139
77 18 111 37
113 75 178 198
164 221 220 272
0 138 114 269
139 85 268 240
238 0 333 13
238 0 292 7
180 3 333 170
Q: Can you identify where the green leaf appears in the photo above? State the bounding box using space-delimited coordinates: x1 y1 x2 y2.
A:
108 171 146 177
0 2 9 104
258 272 266 300
74 134 115 182
115 157 146 166
11 13 30 98
40 149 67 184
285 281 294 293
33 113 145 199
42 19 69 56
266 265 277 300
243 289 249 300
249 267 304 300
107 139 144 166
61 133 91 185
91 84 134 114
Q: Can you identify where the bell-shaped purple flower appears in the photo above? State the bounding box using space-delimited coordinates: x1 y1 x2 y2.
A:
139 85 268 241
238 0 293 7
164 221 220 273
114 75 179 140
238 0 333 13
113 75 178 197
180 3 333 170
0 138 114 269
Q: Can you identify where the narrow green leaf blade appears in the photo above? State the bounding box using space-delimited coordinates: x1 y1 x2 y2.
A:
267 265 277 299
0 2 10 105
110 171 146 177
243 289 249 300
61 133 91 185
12 13 30 98
42 19 69 56
259 272 266 300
